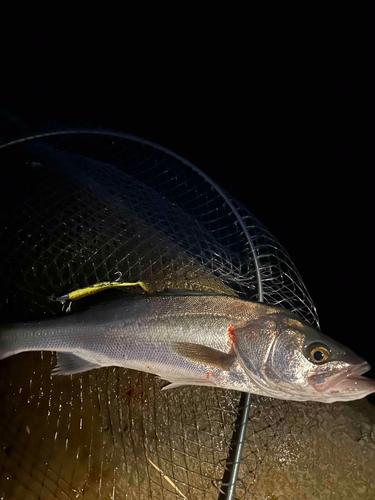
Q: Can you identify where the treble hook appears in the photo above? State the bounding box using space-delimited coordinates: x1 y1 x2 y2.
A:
114 270 123 282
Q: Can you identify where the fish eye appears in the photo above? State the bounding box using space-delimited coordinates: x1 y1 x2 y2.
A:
305 343 330 364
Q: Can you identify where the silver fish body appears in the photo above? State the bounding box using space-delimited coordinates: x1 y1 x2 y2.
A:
1 293 374 402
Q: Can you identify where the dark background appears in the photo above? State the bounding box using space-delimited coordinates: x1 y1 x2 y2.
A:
0 75 372 380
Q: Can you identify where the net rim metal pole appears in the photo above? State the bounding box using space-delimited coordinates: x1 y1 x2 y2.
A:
0 129 264 500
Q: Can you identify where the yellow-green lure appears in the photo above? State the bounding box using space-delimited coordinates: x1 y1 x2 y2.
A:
50 281 149 303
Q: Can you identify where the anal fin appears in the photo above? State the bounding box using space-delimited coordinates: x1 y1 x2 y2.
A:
52 353 101 375
160 376 217 391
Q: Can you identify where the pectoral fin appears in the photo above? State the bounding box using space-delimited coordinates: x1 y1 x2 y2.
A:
52 353 101 375
171 342 236 371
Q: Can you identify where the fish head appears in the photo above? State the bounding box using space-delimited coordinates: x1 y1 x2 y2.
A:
232 311 375 402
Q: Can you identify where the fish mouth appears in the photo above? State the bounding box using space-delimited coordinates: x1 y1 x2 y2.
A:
308 361 375 394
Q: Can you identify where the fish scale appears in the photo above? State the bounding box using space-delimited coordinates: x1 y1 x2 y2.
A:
0 294 262 388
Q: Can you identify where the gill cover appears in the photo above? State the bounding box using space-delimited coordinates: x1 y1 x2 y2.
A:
231 312 287 380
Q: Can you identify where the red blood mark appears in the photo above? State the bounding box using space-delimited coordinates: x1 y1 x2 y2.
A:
228 325 236 340
126 379 142 398
227 324 236 347
206 371 215 379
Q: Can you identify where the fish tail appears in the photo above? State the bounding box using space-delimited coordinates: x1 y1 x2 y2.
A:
0 324 31 360
0 324 13 360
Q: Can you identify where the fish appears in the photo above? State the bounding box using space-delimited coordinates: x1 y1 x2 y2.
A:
0 291 374 403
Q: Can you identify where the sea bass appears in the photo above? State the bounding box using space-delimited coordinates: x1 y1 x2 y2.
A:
0 292 374 403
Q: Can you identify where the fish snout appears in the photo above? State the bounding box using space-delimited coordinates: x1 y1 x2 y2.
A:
308 360 374 394
351 360 372 376
332 360 375 392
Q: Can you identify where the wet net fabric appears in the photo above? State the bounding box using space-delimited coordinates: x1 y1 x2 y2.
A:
0 131 319 499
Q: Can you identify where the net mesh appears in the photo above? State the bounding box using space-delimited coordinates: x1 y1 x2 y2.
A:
0 131 319 499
